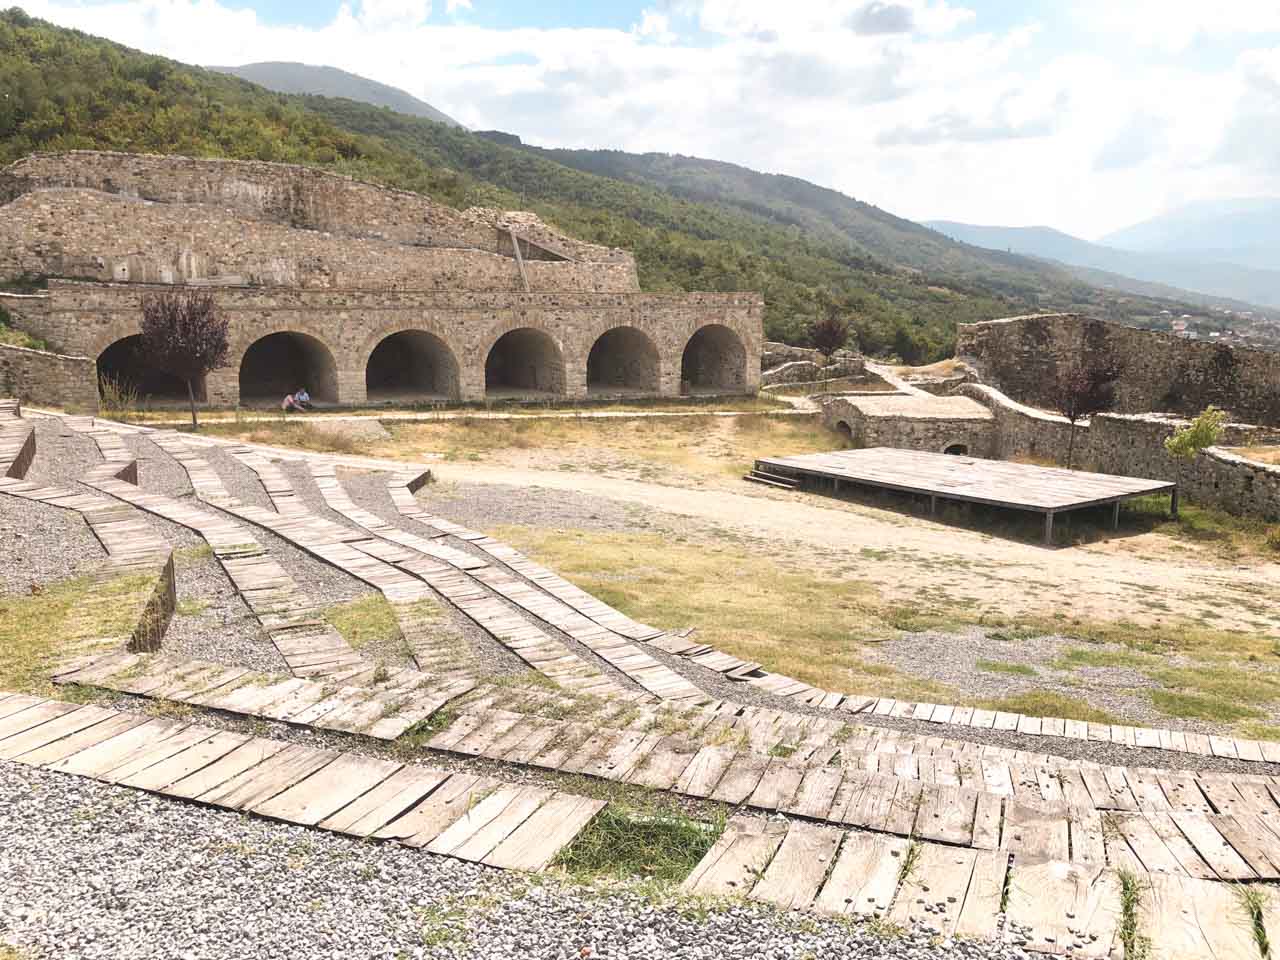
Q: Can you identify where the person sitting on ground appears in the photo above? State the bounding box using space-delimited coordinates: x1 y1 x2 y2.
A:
294 387 313 410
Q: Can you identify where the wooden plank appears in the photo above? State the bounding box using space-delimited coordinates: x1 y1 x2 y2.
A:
1146 812 1218 880
101 726 222 785
1142 873 1261 960
673 744 735 798
253 754 403 826
17 714 149 767
483 793 607 872
1004 860 1121 957
954 849 1010 942
375 774 498 847
199 744 338 811
0 705 117 761
164 737 292 801
317 765 450 837
0 700 89 746
1208 814 1280 879
783 766 844 821
710 753 770 805
48 718 187 779
813 831 907 917
914 785 977 846
1004 801 1070 862
431 786 551 862
1168 812 1257 881
748 821 843 910
682 817 788 897
1110 813 1187 875
119 730 252 792
889 843 978 938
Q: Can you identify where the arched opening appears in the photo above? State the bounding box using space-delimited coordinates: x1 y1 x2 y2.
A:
365 330 459 403
835 420 853 443
97 335 198 405
484 328 565 398
680 324 748 394
586 327 660 395
239 332 338 406
944 443 969 456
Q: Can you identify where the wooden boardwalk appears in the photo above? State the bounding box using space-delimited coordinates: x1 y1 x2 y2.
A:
685 816 1265 959
0 691 602 873
755 447 1178 543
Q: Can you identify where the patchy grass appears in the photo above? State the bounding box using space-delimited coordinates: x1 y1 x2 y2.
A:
1052 646 1150 670
0 573 157 694
198 420 372 456
978 691 1119 724
975 659 1036 677
1117 870 1151 960
323 595 400 650
494 525 960 705
1149 691 1263 723
175 598 209 617
1232 446 1280 466
553 803 723 884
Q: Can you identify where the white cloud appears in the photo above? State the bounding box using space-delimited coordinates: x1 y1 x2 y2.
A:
19 0 1280 238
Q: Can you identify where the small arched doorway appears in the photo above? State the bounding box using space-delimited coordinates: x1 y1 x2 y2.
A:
365 330 459 403
586 327 660 394
239 332 338 405
943 443 969 456
835 420 853 443
680 324 747 394
484 328 565 398
97 335 197 404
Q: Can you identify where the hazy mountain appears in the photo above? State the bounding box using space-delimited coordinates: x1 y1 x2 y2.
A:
1101 198 1280 271
208 61 465 128
926 220 1280 310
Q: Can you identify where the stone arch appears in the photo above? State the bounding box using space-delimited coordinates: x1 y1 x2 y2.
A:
365 329 460 403
680 323 748 393
97 335 199 403
835 420 853 443
484 327 566 397
239 331 339 405
943 443 969 456
586 326 660 394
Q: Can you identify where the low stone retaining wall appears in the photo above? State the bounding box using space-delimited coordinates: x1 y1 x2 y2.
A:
0 342 97 411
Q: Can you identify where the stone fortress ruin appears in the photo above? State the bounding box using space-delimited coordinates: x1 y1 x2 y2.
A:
0 151 763 408
808 314 1280 519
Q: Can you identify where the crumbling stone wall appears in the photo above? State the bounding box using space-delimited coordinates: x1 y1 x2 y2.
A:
0 343 97 411
0 190 638 293
1 152 633 268
821 395 995 456
31 280 762 405
957 314 1280 426
957 383 1085 463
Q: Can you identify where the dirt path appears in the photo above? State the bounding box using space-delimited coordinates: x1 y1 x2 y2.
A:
437 462 1280 634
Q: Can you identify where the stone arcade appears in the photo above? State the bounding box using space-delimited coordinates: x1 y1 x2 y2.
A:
0 151 763 408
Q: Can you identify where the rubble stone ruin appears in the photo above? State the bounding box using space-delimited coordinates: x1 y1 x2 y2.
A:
0 151 764 408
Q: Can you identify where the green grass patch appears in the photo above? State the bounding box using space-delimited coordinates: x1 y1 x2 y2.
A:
1150 691 1264 723
175 598 208 617
975 659 1036 677
553 804 724 884
1151 665 1280 706
978 691 1118 724
1052 646 1149 670
323 595 400 650
0 573 158 694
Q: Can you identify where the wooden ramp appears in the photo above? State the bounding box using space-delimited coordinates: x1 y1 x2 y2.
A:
0 691 603 873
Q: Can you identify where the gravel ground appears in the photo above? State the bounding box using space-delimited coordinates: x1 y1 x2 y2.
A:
127 435 195 499
0 761 1035 960
0 496 105 596
21 420 102 489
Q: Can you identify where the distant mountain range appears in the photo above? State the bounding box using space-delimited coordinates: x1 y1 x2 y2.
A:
1102 198 1279 272
207 61 465 128
926 220 1280 311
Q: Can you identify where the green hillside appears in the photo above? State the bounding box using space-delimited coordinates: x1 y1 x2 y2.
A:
0 8 1218 362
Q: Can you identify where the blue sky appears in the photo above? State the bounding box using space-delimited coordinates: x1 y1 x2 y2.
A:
25 0 1280 237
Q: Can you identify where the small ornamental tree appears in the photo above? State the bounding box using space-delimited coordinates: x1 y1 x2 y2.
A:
1164 406 1227 486
809 301 852 359
139 290 229 429
1053 351 1124 469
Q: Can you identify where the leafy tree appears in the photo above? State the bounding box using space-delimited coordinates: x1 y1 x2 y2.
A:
809 298 852 358
1053 351 1125 469
1164 406 1227 483
139 290 229 429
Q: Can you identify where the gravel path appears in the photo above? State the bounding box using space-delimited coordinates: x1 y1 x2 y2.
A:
0 496 104 596
0 761 1032 960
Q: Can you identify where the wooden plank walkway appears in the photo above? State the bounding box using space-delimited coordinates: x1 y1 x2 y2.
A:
0 413 35 479
0 691 601 872
51 651 475 740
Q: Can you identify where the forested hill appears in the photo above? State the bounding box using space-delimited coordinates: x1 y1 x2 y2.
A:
0 8 1219 362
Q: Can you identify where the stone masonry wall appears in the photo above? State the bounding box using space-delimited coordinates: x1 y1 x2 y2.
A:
957 383 1085 463
0 190 637 293
1 152 633 269
35 280 763 405
0 343 97 411
957 314 1280 426
822 395 995 456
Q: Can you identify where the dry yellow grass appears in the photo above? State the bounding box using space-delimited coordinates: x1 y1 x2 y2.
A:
1232 446 1280 466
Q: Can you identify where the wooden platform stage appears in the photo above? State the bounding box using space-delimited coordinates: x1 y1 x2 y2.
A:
753 448 1177 544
